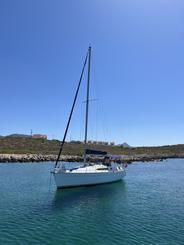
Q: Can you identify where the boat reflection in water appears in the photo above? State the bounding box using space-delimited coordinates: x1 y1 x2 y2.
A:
52 181 126 211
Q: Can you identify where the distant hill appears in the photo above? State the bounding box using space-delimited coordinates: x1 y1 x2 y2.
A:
120 142 132 148
6 134 31 138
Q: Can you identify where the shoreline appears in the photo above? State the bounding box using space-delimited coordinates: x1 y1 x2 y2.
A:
0 153 184 164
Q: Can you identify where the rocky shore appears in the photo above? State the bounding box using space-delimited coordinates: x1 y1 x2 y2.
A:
0 154 81 163
0 153 184 163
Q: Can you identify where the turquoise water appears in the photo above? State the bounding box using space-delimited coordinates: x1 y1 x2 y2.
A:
0 159 184 244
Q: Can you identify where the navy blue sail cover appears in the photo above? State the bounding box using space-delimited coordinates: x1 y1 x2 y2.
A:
85 149 107 155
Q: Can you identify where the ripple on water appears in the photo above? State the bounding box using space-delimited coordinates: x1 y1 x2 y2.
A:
0 160 184 244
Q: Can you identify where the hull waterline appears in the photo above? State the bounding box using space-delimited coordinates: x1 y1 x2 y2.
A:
53 170 126 189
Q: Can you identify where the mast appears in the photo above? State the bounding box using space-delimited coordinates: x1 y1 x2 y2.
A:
54 50 89 168
84 46 91 163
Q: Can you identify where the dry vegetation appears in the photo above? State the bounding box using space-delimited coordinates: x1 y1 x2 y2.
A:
0 137 184 159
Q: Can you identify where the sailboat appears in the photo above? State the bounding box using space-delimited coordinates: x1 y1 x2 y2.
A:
52 47 126 188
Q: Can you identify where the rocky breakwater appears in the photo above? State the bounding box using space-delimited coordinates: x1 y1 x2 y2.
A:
0 154 125 163
121 153 184 163
1 153 183 163
0 154 83 163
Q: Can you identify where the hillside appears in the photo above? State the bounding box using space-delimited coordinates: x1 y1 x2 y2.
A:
0 137 184 158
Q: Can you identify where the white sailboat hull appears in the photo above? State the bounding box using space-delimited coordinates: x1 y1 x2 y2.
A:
53 170 126 188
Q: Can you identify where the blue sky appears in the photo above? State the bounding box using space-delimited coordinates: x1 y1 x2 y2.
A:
0 0 184 146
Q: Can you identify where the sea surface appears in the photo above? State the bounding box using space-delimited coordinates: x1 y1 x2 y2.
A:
0 159 184 245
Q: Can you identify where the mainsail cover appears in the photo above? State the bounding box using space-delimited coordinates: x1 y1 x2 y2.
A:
85 149 107 156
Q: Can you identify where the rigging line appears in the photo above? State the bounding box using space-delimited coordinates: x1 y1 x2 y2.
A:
84 46 91 163
90 54 99 141
91 53 108 143
82 99 98 103
54 50 89 168
91 57 100 143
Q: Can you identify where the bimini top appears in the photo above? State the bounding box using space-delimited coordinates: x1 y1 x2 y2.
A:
108 154 123 160
85 149 107 156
